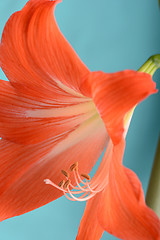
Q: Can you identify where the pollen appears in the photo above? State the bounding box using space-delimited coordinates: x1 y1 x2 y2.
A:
61 169 70 178
44 160 106 202
70 162 78 171
81 173 91 181
63 179 71 189
58 180 65 188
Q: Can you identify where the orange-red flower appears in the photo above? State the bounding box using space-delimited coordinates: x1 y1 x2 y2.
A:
0 1 159 239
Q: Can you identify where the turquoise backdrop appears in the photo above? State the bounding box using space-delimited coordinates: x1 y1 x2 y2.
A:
0 0 160 239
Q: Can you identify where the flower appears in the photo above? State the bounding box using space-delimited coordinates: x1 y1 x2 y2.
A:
0 0 159 239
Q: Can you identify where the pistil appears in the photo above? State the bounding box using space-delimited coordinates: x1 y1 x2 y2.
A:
44 161 106 201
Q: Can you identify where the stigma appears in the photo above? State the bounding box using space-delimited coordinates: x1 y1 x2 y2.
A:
44 162 106 202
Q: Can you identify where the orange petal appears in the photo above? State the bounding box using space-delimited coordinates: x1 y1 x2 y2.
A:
80 70 157 144
0 0 89 97
0 115 107 221
0 79 97 144
0 0 93 145
76 193 104 240
76 141 114 240
0 0 109 222
98 139 160 240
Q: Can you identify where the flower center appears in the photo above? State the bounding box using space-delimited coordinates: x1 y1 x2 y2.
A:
44 161 107 201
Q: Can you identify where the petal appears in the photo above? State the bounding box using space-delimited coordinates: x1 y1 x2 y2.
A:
0 0 93 145
0 79 97 144
0 115 107 221
76 193 104 240
0 0 109 222
76 142 114 240
0 0 89 97
80 70 157 144
98 139 160 240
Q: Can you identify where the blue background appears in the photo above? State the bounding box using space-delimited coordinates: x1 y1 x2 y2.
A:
0 0 160 239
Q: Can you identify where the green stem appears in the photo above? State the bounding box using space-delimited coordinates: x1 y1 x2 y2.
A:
146 137 160 218
139 55 160 217
138 54 160 75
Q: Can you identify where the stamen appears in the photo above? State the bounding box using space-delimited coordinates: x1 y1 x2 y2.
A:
67 187 96 202
63 179 71 189
58 180 65 188
44 141 112 202
61 170 70 178
73 170 90 192
70 162 78 171
75 170 99 193
81 173 91 181
45 179 89 195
